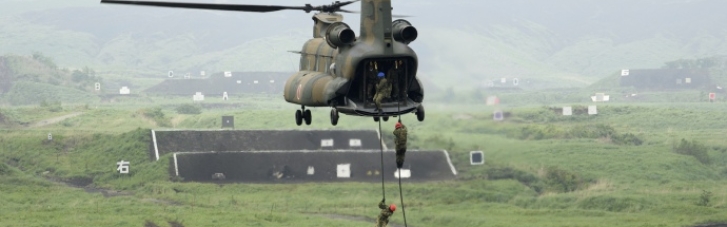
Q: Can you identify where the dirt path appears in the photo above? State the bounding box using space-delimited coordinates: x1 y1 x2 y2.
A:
29 112 83 128
314 213 412 227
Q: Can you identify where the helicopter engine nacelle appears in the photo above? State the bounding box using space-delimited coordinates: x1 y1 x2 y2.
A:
325 22 356 48
392 19 418 44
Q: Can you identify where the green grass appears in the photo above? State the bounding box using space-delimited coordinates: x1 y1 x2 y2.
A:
3 96 727 226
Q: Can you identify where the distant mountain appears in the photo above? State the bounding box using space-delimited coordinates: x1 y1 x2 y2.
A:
2 0 727 91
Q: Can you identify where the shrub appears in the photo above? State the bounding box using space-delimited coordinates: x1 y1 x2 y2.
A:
698 190 712 206
140 107 171 127
175 104 202 115
673 139 710 164
544 167 582 193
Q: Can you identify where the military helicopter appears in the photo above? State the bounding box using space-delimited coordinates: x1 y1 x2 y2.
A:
100 0 425 126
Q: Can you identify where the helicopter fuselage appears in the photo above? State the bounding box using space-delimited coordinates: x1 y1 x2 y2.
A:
283 14 423 117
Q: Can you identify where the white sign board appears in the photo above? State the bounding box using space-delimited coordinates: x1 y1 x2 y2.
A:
336 164 351 178
493 110 503 121
321 139 334 147
200 71 206 76
47 133 53 141
621 69 629 76
486 96 499 106
168 71 174 78
685 78 691 84
591 93 610 102
500 78 507 84
236 80 242 84
562 106 573 116
94 82 101 91
224 71 232 77
349 139 362 147
116 160 130 174
222 92 229 101
512 78 519 86
588 105 598 115
307 166 315 175
270 80 275 84
394 169 411 179
470 151 484 165
119 86 130 95
193 92 205 101
253 80 259 84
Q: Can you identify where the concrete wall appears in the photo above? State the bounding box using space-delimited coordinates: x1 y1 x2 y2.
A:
150 129 382 160
171 150 457 183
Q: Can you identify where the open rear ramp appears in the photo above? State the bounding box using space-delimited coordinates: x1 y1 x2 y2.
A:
171 150 457 183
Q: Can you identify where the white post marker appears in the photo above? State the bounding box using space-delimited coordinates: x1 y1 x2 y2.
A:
47 133 53 141
94 82 101 91
349 139 361 147
394 169 411 179
116 160 130 174
168 71 174 78
119 86 130 95
621 69 629 76
222 92 229 101
336 164 350 178
307 166 315 175
588 105 598 115
562 106 573 116
193 92 204 102
321 139 334 147
224 71 232 77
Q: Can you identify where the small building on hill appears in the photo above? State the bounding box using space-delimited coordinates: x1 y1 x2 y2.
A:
619 69 710 90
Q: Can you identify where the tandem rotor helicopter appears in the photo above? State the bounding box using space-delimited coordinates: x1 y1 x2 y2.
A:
101 0 426 126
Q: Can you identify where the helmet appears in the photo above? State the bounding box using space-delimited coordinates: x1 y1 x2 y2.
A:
389 204 397 212
377 72 385 78
395 122 403 129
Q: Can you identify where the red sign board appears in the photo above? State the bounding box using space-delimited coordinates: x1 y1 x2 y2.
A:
709 93 716 100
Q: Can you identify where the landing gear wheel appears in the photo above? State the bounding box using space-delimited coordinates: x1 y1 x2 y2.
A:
330 108 339 126
373 116 380 122
416 105 425 122
304 109 312 125
295 110 303 126
383 116 389 122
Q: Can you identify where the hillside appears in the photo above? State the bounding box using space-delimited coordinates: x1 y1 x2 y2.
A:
2 0 727 91
0 54 100 105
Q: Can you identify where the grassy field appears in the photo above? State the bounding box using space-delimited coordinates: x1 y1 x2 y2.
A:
2 95 727 227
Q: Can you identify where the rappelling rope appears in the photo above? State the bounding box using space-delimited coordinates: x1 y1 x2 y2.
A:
378 120 385 201
398 171 408 227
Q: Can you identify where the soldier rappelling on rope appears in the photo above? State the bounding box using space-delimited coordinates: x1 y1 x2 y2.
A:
374 199 396 227
393 121 408 168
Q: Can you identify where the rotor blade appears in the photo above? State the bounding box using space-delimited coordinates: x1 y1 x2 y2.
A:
100 0 313 13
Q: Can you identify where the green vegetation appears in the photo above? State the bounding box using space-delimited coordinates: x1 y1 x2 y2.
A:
2 98 727 226
174 104 202 115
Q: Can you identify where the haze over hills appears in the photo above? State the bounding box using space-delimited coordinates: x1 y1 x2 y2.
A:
2 0 727 91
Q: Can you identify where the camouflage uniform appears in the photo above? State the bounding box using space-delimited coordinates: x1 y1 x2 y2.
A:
367 63 378 100
374 200 394 227
374 77 392 111
393 123 407 168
